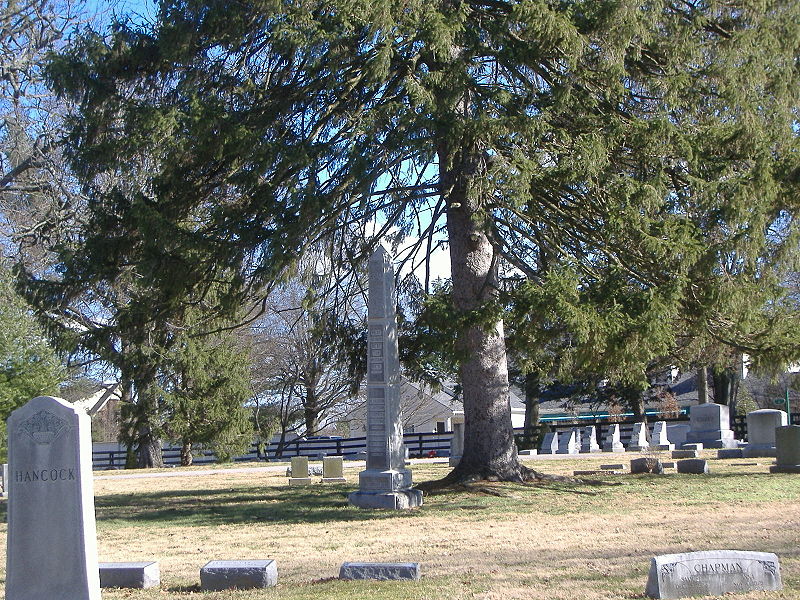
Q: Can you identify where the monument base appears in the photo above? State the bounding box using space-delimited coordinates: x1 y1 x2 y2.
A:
685 430 737 449
322 477 347 483
650 444 675 451
770 464 800 473
742 446 777 458
603 446 625 453
348 488 423 510
289 478 312 486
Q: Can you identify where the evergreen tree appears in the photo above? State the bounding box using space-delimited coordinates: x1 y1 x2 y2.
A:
0 263 64 456
43 0 800 483
160 324 253 466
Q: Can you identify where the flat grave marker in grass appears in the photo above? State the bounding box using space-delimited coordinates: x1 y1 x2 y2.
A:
99 561 160 589
339 562 421 581
200 559 278 590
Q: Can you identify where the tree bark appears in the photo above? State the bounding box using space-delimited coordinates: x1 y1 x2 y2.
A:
440 144 530 482
137 430 163 468
522 372 541 449
181 440 193 466
696 366 709 403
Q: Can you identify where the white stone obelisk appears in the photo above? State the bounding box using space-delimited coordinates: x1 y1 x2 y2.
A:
348 246 423 509
6 396 101 600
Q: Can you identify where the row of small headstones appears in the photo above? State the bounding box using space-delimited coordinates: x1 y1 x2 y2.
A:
286 455 347 483
99 551 784 600
99 560 420 590
539 422 675 454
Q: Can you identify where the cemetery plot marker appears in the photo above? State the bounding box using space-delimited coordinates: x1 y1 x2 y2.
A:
6 396 101 600
645 550 782 599
349 247 422 509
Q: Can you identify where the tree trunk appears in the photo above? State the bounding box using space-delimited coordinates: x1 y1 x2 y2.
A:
304 387 319 435
134 384 164 469
712 367 740 416
440 144 529 482
137 431 163 468
522 372 541 449
181 440 193 466
696 366 709 403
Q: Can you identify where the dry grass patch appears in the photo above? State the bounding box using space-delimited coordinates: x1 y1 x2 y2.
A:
0 457 797 599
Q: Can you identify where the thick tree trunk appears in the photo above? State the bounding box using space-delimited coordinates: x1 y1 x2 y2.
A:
440 146 529 482
712 366 739 415
181 440 193 466
137 430 163 468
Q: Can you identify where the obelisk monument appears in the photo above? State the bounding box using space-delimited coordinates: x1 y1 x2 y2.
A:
348 246 423 509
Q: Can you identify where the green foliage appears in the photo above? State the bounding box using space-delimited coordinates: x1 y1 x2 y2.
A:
0 265 64 420
33 0 800 476
160 320 253 463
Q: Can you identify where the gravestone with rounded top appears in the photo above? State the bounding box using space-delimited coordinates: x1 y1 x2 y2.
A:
349 246 422 509
6 396 101 600
685 403 737 449
743 409 787 458
603 424 625 453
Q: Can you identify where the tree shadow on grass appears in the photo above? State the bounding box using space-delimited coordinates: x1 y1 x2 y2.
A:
93 485 423 527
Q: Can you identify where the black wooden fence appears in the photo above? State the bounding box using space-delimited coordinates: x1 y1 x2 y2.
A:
91 411 797 470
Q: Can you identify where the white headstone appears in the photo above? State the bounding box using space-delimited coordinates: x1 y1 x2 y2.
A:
349 247 422 509
651 421 675 450
6 396 101 600
540 431 559 454
743 409 787 458
557 428 579 454
580 426 600 453
685 403 737 449
627 422 650 451
603 424 625 453
449 411 464 467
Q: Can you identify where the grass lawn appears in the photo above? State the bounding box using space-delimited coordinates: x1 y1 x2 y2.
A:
0 453 798 599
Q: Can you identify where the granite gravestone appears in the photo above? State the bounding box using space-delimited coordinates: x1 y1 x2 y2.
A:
743 409 787 458
603 424 625 453
540 430 558 454
685 403 737 449
580 426 600 453
627 422 649 452
289 456 312 485
349 247 422 510
651 421 675 451
449 411 464 467
645 550 782 599
322 456 347 483
770 425 800 473
6 396 101 600
557 428 579 454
